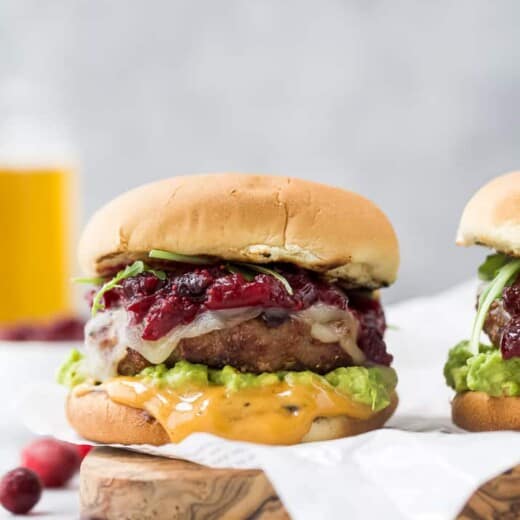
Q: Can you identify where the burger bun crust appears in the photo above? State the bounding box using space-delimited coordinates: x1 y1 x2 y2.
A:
457 170 520 255
78 173 399 289
452 392 520 431
66 390 398 445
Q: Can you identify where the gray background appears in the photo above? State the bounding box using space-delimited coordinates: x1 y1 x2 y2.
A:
1 0 520 302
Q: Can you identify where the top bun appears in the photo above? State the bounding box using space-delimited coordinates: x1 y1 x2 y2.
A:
78 173 399 288
457 171 520 255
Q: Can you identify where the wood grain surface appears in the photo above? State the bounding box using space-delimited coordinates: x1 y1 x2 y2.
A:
80 447 519 520
458 465 520 520
80 447 290 520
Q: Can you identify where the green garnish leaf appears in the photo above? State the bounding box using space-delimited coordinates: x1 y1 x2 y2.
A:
148 268 167 281
469 258 520 353
226 263 255 281
149 249 214 265
90 261 165 316
237 263 294 295
91 260 146 316
72 276 105 285
478 253 510 281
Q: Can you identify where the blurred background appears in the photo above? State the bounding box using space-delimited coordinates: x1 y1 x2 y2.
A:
1 0 520 310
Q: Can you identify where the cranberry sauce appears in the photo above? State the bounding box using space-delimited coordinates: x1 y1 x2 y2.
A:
348 292 392 366
99 264 392 365
498 279 520 358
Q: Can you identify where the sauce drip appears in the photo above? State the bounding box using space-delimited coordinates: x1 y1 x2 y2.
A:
103 377 373 445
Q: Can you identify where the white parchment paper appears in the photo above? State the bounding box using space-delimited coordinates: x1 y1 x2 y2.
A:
19 280 520 520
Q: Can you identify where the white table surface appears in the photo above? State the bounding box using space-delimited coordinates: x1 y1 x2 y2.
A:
0 342 81 519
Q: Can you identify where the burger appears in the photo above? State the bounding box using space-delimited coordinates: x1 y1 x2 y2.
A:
445 171 520 431
58 173 399 445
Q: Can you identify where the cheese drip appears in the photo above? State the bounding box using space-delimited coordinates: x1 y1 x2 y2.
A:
102 377 374 445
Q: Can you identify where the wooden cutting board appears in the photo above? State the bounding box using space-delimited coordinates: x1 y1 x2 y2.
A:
80 447 519 519
457 464 520 519
80 447 289 519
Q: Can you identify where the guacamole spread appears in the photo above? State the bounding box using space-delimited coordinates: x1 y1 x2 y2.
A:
444 341 520 397
58 349 397 412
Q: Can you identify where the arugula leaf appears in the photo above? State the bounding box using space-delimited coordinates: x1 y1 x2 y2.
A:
147 268 167 281
226 263 255 281
72 276 105 285
90 260 166 316
147 250 293 294
469 258 520 353
236 263 294 295
478 253 510 281
149 249 214 265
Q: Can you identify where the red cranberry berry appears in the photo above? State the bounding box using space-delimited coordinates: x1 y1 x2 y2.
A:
0 467 42 514
21 438 80 488
76 444 93 462
42 317 85 341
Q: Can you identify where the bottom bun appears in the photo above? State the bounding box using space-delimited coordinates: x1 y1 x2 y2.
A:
452 392 520 431
67 390 398 445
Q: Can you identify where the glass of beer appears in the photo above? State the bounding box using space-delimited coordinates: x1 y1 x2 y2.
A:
0 165 76 325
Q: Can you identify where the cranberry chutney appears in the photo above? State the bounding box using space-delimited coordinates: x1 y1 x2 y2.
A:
496 277 520 358
97 264 392 366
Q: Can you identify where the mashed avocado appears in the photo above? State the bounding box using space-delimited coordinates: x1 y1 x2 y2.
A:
444 341 520 396
141 362 397 411
58 352 397 412
56 349 87 388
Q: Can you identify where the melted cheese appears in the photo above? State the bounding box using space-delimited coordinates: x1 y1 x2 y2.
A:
85 307 263 380
84 303 363 381
298 303 365 363
102 377 374 445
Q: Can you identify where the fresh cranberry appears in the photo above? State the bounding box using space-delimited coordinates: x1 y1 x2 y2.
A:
0 467 42 514
21 438 79 488
500 316 520 359
0 317 84 342
75 444 93 462
0 325 33 341
42 317 84 341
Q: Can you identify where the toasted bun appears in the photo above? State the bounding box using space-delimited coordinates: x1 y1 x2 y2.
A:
66 390 398 445
78 173 399 288
457 171 520 255
452 392 520 431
